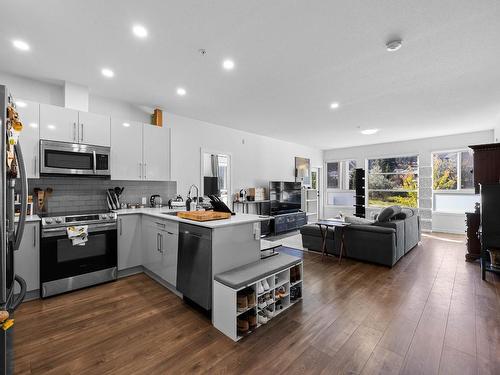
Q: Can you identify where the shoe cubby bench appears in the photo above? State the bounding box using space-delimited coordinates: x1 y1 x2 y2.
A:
213 251 303 341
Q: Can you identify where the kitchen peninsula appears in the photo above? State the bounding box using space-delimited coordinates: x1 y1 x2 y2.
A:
115 207 267 315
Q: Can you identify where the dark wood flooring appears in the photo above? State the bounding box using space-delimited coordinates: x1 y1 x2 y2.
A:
14 233 500 374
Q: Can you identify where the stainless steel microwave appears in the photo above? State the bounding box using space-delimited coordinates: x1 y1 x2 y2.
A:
40 140 111 176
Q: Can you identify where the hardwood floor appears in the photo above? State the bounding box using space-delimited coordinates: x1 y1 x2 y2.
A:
14 233 500 374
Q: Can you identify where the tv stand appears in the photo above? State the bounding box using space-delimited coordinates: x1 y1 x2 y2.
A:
272 211 307 235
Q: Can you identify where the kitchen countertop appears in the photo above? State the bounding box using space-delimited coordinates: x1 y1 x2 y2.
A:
15 214 41 223
114 207 269 229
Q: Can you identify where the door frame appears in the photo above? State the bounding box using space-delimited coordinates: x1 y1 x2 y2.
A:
200 148 233 209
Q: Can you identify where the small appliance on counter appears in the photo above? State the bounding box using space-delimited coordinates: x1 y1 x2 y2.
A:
149 194 162 208
167 195 185 209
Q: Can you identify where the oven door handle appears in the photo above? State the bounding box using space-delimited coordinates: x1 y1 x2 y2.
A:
42 222 117 237
93 150 97 174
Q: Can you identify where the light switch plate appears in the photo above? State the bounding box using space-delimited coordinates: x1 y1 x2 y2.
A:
141 197 147 205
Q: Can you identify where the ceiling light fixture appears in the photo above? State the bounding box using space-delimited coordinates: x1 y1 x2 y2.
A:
176 87 186 96
47 124 56 130
15 101 27 108
29 123 38 128
101 68 115 78
330 102 340 109
386 39 403 52
222 59 235 70
132 24 148 38
361 128 379 135
122 122 130 127
12 39 30 51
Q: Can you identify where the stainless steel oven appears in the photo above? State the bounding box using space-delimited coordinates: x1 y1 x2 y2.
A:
40 211 117 298
40 140 111 176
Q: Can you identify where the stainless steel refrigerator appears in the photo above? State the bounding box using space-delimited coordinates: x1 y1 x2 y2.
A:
0 85 28 374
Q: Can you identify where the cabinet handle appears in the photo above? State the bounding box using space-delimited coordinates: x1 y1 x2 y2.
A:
160 233 163 253
144 163 147 179
119 218 122 235
80 123 84 143
138 162 142 179
157 233 160 252
155 222 166 228
33 225 36 247
73 122 77 142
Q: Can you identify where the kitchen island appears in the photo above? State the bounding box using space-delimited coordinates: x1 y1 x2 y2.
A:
114 207 268 316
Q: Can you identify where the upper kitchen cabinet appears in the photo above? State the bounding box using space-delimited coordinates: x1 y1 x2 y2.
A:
78 111 110 146
143 124 171 181
40 103 79 143
111 119 143 180
16 99 40 178
40 103 110 146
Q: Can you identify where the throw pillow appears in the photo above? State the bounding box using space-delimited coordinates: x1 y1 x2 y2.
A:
345 216 375 225
377 205 402 222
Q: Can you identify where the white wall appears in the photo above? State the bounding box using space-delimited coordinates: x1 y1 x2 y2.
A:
166 113 322 198
1 71 322 203
323 130 494 232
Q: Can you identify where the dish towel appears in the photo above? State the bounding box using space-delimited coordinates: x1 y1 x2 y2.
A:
66 225 88 246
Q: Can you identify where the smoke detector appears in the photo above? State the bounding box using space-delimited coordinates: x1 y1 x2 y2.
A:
198 48 207 56
386 39 403 52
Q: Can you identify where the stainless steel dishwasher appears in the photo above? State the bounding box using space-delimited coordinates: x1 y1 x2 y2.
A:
176 223 212 310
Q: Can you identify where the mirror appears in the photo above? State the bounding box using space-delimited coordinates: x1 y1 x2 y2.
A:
202 152 231 205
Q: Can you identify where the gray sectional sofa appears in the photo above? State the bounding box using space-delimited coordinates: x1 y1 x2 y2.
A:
300 206 421 267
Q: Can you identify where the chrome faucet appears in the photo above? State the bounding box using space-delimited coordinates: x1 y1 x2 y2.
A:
187 184 201 210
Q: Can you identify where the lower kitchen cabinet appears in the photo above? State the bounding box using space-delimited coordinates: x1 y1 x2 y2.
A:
14 222 40 293
117 215 142 270
141 217 178 287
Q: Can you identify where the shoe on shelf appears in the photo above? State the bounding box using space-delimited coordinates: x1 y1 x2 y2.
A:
237 293 248 312
277 286 286 298
264 308 274 318
258 312 268 325
247 290 256 308
262 278 270 291
266 297 274 306
258 296 267 309
237 317 250 335
290 267 296 283
248 314 257 330
257 281 264 294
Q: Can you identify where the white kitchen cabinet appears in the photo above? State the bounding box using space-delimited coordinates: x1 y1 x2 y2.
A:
78 111 110 146
111 119 143 180
117 215 142 271
159 228 178 287
14 222 39 293
142 219 163 276
40 103 79 143
143 124 171 181
16 100 40 178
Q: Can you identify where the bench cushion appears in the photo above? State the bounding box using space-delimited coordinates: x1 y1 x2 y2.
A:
214 250 302 289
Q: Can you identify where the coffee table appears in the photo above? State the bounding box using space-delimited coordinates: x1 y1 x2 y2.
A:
316 220 351 263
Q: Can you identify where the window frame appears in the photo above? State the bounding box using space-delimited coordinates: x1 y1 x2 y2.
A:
324 159 356 207
431 149 474 194
366 154 420 208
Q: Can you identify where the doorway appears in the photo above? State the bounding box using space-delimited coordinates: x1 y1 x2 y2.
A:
201 151 232 207
311 167 323 220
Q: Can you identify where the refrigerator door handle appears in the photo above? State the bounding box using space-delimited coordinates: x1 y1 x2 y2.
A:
13 141 28 251
9 275 26 313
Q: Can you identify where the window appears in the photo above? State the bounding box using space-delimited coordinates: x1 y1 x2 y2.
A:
367 156 418 208
325 160 356 206
432 150 473 191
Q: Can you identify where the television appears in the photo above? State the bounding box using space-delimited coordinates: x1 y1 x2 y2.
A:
269 181 302 215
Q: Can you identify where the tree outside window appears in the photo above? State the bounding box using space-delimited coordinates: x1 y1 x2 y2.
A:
367 156 418 207
433 150 473 191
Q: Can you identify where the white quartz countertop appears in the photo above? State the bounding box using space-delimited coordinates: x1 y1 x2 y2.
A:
113 207 269 229
15 214 41 223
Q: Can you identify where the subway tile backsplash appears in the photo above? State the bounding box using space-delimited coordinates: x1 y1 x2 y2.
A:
26 177 177 214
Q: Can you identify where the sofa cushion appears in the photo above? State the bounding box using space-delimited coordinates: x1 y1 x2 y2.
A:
377 205 402 222
392 208 415 220
345 216 374 225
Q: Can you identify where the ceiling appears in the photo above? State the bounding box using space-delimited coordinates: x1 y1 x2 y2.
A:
1 0 500 149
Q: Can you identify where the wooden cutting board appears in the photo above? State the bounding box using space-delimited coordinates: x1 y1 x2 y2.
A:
177 211 232 221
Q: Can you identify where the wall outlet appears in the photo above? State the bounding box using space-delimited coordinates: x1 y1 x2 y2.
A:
141 197 147 205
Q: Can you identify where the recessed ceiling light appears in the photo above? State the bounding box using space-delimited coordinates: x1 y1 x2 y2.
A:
330 102 340 109
361 128 379 135
29 122 38 128
47 124 56 130
132 24 148 38
122 122 130 127
222 59 235 70
12 40 30 51
15 101 27 108
176 87 186 96
101 68 115 78
386 39 402 52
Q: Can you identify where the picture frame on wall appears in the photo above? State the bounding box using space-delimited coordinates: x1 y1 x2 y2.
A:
295 157 311 186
